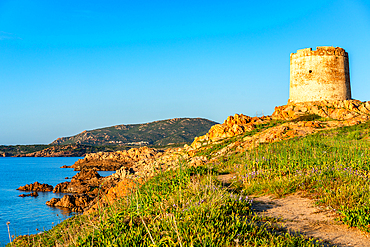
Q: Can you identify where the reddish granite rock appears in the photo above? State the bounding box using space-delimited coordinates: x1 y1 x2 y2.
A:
72 169 101 181
17 181 53 192
46 198 60 206
60 165 72 168
19 192 39 197
71 146 163 171
53 170 102 194
53 181 71 193
46 194 94 212
48 169 119 212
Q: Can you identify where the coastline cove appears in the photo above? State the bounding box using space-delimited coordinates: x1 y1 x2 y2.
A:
0 157 114 246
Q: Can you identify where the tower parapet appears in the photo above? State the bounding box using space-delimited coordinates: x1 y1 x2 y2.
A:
289 46 351 103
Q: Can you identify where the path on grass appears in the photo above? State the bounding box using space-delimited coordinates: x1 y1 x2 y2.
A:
253 194 370 246
217 174 370 246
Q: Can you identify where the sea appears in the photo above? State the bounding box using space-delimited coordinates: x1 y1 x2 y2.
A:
0 157 114 246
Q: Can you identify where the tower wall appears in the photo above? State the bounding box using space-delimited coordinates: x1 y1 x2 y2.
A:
289 46 351 103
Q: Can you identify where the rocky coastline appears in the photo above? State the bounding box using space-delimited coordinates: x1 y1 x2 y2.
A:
78 100 370 213
16 100 370 214
17 170 120 212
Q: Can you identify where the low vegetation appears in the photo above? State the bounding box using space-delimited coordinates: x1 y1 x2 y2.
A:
11 167 317 246
233 121 370 232
8 120 370 246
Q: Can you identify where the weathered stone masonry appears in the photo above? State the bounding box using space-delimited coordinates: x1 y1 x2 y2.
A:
289 46 351 103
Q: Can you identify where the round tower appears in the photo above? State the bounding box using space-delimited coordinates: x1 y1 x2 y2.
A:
289 46 351 103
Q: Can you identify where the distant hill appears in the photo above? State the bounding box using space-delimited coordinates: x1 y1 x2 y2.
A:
0 144 131 157
51 118 218 146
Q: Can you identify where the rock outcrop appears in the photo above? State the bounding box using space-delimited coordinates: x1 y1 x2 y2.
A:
47 169 119 212
272 100 370 122
85 178 140 214
19 192 39 197
53 170 106 194
46 194 94 212
17 182 53 192
190 114 272 149
112 147 185 180
190 100 370 153
71 146 164 171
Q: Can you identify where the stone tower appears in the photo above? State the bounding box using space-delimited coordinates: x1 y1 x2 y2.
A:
289 46 351 103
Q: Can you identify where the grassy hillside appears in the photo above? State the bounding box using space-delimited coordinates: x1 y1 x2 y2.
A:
1 118 217 157
12 118 370 246
51 118 218 146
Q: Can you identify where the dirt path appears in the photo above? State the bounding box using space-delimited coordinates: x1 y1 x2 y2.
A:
252 193 370 246
217 174 370 246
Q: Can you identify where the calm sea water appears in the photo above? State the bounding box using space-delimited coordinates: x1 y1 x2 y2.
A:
0 157 114 246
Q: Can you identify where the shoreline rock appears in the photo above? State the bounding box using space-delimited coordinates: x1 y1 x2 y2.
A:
71 146 164 171
60 165 72 168
17 182 53 192
46 194 94 212
46 169 119 212
53 169 104 194
19 192 39 197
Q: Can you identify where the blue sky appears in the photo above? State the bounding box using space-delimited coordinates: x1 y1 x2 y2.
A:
1 0 369 145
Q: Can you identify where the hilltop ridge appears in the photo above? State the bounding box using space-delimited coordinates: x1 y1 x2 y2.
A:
51 117 217 146
0 118 217 157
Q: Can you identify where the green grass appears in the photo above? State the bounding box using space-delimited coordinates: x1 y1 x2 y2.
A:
10 166 318 246
230 121 370 231
73 167 317 246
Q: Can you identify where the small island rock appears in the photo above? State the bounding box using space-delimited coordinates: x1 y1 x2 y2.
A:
19 192 39 197
17 181 53 192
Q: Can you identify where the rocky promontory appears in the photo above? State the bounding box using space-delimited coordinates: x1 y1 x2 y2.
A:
46 169 119 211
190 114 272 149
44 100 370 213
70 146 164 171
273 99 370 122
189 99 370 153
